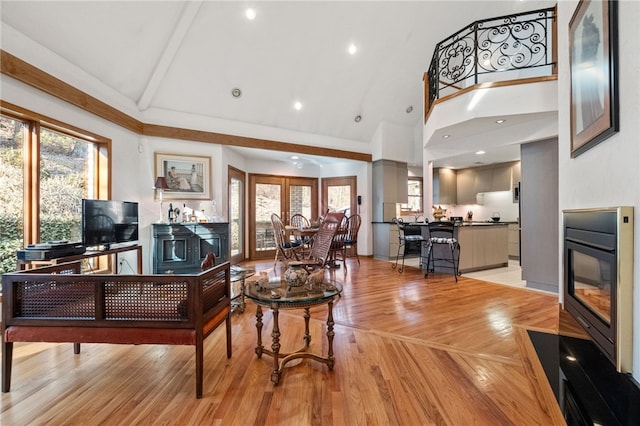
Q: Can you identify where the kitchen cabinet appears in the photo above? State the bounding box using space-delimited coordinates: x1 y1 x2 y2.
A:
511 162 521 187
475 164 511 193
152 223 229 274
455 162 518 205
508 224 520 259
491 165 512 191
373 223 399 260
457 225 508 273
372 159 408 221
433 168 457 204
474 167 493 193
456 168 476 205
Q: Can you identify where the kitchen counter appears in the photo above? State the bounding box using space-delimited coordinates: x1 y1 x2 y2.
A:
372 221 516 226
373 220 511 270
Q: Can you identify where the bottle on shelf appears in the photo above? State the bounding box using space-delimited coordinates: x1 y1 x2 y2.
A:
182 204 188 223
168 203 174 223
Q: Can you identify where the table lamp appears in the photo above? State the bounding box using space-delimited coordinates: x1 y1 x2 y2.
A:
153 176 170 222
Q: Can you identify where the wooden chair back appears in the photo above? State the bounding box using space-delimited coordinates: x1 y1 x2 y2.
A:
289 213 310 229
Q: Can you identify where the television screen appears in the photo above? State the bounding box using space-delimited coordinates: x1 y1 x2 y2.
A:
82 199 139 248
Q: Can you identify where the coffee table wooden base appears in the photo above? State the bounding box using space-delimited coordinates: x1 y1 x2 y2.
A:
254 302 336 385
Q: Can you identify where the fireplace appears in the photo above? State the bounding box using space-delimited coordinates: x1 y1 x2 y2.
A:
563 207 634 373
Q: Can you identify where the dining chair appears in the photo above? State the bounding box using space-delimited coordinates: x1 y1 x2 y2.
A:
289 213 312 253
297 220 339 272
343 214 362 265
271 213 302 269
325 212 347 272
289 213 310 229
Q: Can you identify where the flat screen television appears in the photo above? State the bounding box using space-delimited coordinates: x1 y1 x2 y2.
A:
82 199 139 249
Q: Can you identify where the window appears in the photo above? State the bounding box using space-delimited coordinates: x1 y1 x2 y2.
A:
0 105 110 274
407 178 423 212
0 115 25 274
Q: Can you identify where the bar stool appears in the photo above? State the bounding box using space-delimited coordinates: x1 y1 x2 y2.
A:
424 221 460 282
392 218 426 273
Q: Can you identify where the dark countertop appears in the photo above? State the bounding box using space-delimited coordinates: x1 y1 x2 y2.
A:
372 221 517 226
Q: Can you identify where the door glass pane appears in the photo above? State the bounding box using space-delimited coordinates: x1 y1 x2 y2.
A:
328 185 351 216
289 185 312 219
39 127 93 243
230 176 243 257
0 115 25 273
255 183 280 252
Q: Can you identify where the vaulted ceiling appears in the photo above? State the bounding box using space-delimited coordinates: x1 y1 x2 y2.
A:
0 0 557 166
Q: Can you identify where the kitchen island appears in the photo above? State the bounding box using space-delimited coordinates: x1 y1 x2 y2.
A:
374 220 512 274
455 222 510 273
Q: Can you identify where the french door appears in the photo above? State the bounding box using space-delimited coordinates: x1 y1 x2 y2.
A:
249 174 318 260
228 166 245 264
321 176 357 218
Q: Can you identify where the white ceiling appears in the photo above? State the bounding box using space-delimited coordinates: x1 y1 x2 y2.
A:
0 0 557 168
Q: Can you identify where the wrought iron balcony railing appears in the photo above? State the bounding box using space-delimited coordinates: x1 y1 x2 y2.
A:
426 7 556 111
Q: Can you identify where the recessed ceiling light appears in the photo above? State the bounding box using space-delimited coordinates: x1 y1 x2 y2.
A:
442 134 450 139
496 119 505 124
293 101 302 111
406 106 413 113
231 88 242 98
476 150 486 155
291 155 299 160
245 8 256 20
348 43 357 55
354 115 362 122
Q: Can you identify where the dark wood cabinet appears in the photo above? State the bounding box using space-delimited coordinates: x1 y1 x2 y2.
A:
152 223 229 274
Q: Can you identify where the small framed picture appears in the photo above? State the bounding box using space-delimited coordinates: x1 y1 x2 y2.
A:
154 153 211 200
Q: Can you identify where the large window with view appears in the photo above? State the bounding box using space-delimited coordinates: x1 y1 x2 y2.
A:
0 106 110 274
0 115 25 274
407 178 423 212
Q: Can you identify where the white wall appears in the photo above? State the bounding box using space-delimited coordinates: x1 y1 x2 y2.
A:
370 121 415 163
558 1 640 380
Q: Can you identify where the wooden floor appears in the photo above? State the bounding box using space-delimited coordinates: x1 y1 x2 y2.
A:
1 258 565 425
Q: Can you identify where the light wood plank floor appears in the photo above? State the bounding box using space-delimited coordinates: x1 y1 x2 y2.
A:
0 258 565 425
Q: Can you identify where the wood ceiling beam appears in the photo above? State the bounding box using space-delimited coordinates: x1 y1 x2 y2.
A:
137 1 203 111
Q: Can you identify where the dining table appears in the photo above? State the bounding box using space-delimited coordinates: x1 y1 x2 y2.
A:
285 225 319 254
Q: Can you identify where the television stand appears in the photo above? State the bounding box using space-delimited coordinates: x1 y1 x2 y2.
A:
17 244 142 273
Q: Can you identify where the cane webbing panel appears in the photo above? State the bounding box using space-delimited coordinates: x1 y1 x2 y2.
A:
17 280 96 319
104 280 188 321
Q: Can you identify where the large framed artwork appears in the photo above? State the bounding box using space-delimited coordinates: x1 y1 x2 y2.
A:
154 153 211 200
569 0 619 158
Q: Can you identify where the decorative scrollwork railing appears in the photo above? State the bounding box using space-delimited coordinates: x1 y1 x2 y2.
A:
427 7 556 110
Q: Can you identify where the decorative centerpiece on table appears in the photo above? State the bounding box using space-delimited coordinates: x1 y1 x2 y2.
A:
465 210 473 222
284 261 308 288
432 205 447 221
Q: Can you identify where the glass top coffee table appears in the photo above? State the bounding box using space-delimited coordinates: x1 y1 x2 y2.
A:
244 276 342 385
230 266 255 313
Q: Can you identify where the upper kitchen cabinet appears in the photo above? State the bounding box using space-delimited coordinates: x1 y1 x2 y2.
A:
511 162 521 187
433 168 457 204
454 161 520 205
475 164 512 193
456 168 476 205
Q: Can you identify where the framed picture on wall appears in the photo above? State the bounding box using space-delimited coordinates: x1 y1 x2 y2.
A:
154 153 211 200
569 0 619 158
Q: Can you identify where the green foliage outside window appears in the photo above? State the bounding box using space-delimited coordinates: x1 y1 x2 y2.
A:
0 115 91 274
